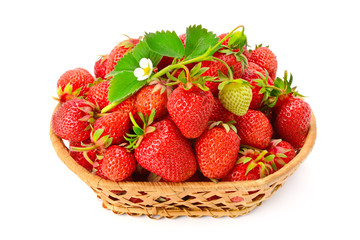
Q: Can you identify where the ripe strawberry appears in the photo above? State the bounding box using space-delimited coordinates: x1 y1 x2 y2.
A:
135 85 168 121
94 55 108 79
93 145 136 182
241 62 267 81
195 123 241 179
86 80 111 110
106 38 140 75
274 98 311 150
222 161 260 181
86 81 136 114
167 86 214 138
222 148 274 181
209 98 234 122
69 139 97 171
218 81 252 116
56 68 94 102
267 139 296 170
234 110 273 149
93 110 130 145
134 119 197 182
248 46 277 79
52 98 94 142
241 62 274 110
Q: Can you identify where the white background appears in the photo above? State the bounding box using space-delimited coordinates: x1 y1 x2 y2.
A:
1 0 359 239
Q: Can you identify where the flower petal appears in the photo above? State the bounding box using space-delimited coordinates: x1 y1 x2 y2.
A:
134 68 145 78
137 74 148 81
139 58 150 69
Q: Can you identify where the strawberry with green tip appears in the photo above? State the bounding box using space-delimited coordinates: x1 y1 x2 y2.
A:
127 110 197 182
266 139 296 170
92 110 130 146
56 68 95 102
222 148 275 181
218 79 252 116
195 121 241 179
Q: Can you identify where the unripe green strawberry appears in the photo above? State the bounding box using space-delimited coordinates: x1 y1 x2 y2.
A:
218 81 252 116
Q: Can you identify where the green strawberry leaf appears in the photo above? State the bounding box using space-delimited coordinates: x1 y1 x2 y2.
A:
106 40 162 109
132 40 162 66
184 25 220 60
108 71 146 103
145 31 185 59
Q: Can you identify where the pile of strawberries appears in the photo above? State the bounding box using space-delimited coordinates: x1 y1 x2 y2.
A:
52 26 312 183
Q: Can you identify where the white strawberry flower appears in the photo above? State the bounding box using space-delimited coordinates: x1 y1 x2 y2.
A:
134 58 153 81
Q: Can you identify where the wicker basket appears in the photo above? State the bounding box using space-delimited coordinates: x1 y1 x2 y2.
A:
50 105 316 219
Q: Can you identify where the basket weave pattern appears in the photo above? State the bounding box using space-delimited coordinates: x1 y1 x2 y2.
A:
50 109 316 219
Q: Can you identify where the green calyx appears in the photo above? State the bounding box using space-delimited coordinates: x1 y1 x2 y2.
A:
208 120 237 134
125 109 157 150
237 148 276 178
254 70 304 109
70 128 113 154
55 83 83 102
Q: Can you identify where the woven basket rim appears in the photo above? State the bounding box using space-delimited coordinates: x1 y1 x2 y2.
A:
50 104 316 191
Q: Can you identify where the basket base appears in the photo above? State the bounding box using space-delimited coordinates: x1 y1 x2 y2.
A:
101 198 262 219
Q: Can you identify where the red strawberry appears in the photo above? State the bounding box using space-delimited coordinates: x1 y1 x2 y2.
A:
56 68 94 102
86 81 136 114
241 62 274 110
69 139 97 171
135 85 168 121
222 161 260 181
105 38 140 75
248 46 277 79
92 110 130 145
94 55 108 79
167 86 214 138
209 98 234 122
93 145 136 182
222 148 274 181
52 98 94 142
274 98 311 150
241 62 267 80
195 123 241 179
86 80 111 110
267 139 296 170
234 110 273 149
134 119 197 182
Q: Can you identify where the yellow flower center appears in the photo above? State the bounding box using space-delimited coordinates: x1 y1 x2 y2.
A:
143 65 151 76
